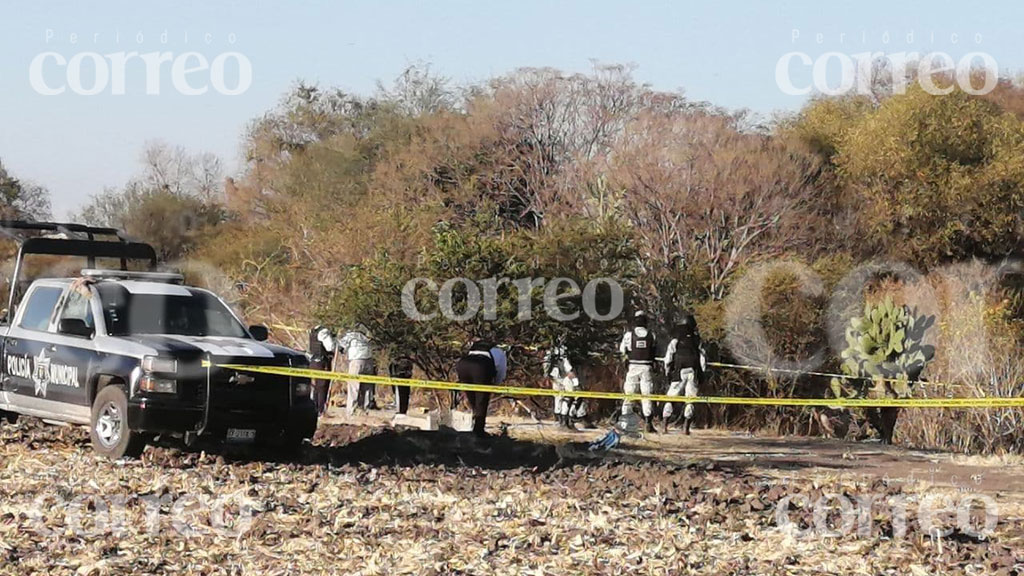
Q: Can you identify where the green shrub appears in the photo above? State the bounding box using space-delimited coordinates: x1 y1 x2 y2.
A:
830 296 936 399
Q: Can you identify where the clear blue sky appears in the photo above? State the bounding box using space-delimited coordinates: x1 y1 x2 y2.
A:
1 0 1021 217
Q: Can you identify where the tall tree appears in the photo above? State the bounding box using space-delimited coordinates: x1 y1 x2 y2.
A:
606 110 824 302
75 142 225 260
0 160 52 221
837 86 1024 266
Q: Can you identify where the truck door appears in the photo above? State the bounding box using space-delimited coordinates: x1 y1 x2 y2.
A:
0 317 8 411
46 284 97 409
3 284 64 401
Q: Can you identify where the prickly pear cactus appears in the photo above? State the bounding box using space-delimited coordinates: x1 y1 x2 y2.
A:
830 296 936 399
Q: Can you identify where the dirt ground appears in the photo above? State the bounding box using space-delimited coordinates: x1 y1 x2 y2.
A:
0 408 1021 575
332 407 1024 497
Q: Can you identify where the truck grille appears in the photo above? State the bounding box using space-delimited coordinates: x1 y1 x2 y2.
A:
205 358 292 415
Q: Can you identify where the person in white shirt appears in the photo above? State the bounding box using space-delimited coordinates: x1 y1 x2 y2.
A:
619 310 658 433
544 340 587 430
490 345 507 385
338 327 377 415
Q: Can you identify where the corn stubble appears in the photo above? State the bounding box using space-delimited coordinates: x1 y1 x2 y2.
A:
0 421 1019 575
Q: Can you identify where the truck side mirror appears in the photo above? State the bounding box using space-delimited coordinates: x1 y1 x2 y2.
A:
249 325 269 341
58 318 94 338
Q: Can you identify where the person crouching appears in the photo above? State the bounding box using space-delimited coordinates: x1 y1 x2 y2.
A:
454 340 507 437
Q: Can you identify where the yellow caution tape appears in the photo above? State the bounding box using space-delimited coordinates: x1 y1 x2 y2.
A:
706 361 968 390
256 331 967 389
209 362 1024 409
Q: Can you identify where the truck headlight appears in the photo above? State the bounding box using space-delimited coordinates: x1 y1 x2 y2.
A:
139 375 177 394
142 356 177 373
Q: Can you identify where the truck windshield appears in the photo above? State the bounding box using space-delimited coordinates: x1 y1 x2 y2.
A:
96 284 248 338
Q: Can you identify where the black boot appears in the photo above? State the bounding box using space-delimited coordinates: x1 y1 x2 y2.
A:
564 413 577 431
645 415 656 434
683 418 692 435
473 416 488 438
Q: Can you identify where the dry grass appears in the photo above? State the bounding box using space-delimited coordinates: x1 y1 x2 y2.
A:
0 419 1021 575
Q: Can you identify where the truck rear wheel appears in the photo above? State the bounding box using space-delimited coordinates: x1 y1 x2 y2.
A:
278 430 307 456
255 429 306 458
90 386 147 459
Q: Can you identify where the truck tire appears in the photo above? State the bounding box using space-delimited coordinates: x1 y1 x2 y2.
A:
256 429 305 458
278 430 306 456
90 386 147 459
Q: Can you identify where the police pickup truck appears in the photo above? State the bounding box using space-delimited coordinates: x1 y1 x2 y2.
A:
0 222 317 459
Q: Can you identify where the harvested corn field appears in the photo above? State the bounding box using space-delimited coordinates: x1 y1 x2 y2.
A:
0 418 1021 575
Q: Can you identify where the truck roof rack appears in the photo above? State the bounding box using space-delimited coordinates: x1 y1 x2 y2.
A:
0 220 158 267
80 269 184 284
0 220 129 241
1 221 160 322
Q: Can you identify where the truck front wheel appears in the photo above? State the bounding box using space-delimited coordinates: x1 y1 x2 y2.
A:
90 386 147 459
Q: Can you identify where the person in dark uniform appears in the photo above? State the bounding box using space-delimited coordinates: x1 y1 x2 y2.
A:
389 355 414 415
308 325 336 416
454 340 506 437
662 313 706 434
869 363 927 445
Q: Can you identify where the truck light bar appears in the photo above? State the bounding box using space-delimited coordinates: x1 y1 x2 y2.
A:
80 269 185 284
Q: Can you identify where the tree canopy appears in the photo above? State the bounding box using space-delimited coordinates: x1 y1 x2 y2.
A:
0 160 51 222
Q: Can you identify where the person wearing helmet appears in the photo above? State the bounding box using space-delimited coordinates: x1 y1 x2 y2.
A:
618 310 658 433
662 313 706 434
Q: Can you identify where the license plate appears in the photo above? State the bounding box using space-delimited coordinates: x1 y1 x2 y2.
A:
226 428 256 442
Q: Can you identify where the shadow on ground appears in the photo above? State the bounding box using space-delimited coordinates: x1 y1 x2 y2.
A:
10 418 1023 495
150 424 571 471
162 423 867 475
314 426 565 470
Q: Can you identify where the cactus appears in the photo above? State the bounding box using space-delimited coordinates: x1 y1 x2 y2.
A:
830 296 936 400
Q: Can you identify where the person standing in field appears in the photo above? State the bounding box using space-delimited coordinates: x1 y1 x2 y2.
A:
544 339 587 430
389 355 414 415
339 326 377 415
619 311 658 433
662 313 706 434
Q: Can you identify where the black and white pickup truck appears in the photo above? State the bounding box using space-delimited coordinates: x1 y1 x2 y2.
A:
0 221 317 459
